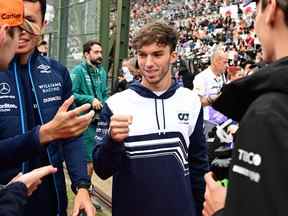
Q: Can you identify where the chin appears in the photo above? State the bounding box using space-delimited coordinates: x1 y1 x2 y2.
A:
147 78 160 85
16 47 33 55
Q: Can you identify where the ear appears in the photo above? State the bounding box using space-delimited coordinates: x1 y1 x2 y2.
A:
169 51 177 64
84 52 89 59
43 20 48 27
265 0 277 26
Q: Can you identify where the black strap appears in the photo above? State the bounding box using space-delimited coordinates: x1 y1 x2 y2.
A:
86 64 98 98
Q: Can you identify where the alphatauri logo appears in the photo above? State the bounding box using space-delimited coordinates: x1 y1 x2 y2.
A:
0 83 11 95
238 149 262 167
178 113 189 121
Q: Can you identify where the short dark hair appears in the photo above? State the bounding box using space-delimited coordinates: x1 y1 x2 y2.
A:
261 0 288 26
132 22 178 52
83 40 102 54
24 0 46 22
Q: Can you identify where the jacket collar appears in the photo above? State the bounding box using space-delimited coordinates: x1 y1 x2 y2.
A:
129 80 180 99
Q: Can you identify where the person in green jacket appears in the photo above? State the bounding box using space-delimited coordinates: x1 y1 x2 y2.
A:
70 40 108 179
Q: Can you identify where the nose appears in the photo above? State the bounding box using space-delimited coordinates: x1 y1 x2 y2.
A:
145 55 154 68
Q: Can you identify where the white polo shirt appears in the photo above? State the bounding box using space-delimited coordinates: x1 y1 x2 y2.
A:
193 67 226 120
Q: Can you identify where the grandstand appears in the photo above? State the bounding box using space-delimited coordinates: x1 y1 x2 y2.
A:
43 0 260 92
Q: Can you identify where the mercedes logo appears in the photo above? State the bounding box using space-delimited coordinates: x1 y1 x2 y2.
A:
0 82 11 95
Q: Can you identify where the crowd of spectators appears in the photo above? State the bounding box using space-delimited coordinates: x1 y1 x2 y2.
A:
129 0 263 77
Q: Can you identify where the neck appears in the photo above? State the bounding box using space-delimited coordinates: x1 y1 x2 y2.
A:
19 49 34 65
142 71 172 92
265 17 288 62
274 31 288 61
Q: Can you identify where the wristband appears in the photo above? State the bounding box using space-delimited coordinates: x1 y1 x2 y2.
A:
75 182 91 193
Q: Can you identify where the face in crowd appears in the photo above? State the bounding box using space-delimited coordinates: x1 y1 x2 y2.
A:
17 1 43 56
137 42 177 91
212 51 228 75
254 0 288 62
85 44 103 66
255 0 274 62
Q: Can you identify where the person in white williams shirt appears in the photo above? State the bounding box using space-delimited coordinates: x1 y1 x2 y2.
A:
193 45 228 122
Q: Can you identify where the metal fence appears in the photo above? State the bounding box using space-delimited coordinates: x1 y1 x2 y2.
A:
45 0 99 70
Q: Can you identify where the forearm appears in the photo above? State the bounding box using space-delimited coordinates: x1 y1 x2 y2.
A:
200 95 219 107
93 135 125 180
62 137 90 187
0 182 28 216
73 93 94 105
190 173 206 214
39 122 55 145
0 127 43 168
189 109 209 214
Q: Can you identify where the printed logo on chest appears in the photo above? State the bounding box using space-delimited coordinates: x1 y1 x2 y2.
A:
178 112 190 124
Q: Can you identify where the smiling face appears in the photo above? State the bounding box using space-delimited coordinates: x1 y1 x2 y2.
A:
137 42 177 91
16 1 43 58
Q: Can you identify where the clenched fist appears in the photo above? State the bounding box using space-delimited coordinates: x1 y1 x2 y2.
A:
109 115 133 142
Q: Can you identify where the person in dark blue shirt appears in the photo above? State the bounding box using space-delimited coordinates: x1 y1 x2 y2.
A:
93 21 208 216
0 1 96 216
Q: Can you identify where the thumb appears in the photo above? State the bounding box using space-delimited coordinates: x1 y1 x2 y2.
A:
204 172 218 189
58 96 74 112
128 115 133 125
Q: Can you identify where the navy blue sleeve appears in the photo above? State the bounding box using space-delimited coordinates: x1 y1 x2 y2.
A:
60 66 90 187
0 127 43 169
189 108 209 216
93 103 125 180
0 182 28 216
213 208 225 216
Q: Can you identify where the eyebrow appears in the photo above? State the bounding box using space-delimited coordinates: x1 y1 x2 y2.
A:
152 50 164 54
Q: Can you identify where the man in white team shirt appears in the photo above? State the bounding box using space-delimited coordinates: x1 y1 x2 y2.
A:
193 45 228 123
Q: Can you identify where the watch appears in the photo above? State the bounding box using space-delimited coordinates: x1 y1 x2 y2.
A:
73 182 91 194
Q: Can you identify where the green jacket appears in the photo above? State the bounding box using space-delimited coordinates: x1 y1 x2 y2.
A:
70 61 108 106
70 61 108 160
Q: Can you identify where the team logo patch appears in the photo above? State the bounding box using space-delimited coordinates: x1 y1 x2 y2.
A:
178 113 189 124
37 64 51 74
0 82 11 95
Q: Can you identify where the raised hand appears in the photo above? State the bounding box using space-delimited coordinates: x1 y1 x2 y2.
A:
72 189 96 216
109 115 133 142
39 96 95 144
203 172 227 216
10 165 57 196
92 98 103 110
